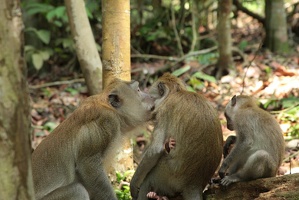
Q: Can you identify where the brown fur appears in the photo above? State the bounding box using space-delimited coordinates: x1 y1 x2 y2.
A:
219 95 285 186
32 79 154 200
130 73 223 200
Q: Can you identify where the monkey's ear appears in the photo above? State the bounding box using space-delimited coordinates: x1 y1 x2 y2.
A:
129 80 139 90
158 82 166 96
231 95 237 106
109 93 122 108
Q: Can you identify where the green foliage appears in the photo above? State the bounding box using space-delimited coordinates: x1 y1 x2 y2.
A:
187 71 216 91
22 2 73 71
22 1 101 72
197 52 218 66
172 65 191 77
114 171 134 200
264 97 299 137
43 121 58 132
238 40 248 51
64 87 79 95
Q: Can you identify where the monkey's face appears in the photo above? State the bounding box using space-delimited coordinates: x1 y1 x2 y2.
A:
149 73 186 109
108 80 154 126
224 96 237 131
224 111 234 131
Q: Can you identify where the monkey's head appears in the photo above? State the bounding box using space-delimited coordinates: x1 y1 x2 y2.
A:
225 95 259 130
106 79 154 128
149 73 186 108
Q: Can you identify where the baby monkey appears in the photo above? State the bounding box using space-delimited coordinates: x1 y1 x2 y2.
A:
219 95 285 186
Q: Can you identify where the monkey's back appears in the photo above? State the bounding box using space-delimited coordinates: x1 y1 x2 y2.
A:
156 91 223 187
234 105 285 168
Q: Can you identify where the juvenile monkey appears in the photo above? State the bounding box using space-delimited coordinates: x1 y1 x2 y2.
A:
219 95 285 186
130 73 223 200
32 79 154 200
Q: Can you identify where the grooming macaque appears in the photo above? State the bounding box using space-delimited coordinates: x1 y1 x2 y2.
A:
130 73 223 200
32 79 154 200
219 95 285 186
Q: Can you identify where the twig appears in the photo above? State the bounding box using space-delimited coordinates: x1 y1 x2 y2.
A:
157 46 218 73
171 2 184 57
131 54 179 61
233 0 265 25
240 37 264 95
283 150 299 163
29 78 85 89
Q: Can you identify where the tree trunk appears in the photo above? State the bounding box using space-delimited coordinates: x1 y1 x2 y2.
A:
214 0 233 80
190 0 200 52
265 0 290 54
102 0 134 179
102 0 131 87
0 0 35 199
65 0 103 95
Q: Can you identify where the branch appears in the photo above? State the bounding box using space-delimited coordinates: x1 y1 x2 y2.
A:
171 2 184 57
233 0 265 25
29 78 85 89
131 54 179 61
156 46 218 73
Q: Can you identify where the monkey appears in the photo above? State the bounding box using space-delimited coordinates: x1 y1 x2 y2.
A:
218 95 285 186
130 73 223 200
31 79 154 200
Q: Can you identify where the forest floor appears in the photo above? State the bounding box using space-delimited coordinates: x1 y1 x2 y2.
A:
29 14 299 187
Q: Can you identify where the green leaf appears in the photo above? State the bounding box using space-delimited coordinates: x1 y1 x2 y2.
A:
24 3 54 15
238 40 248 51
24 45 35 52
39 50 51 60
32 53 43 70
43 122 58 132
46 6 66 22
123 170 134 178
186 85 196 92
192 71 216 83
172 65 191 77
36 30 51 44
65 88 79 95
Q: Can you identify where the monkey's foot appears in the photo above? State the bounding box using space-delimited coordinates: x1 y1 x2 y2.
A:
221 176 239 186
147 191 169 200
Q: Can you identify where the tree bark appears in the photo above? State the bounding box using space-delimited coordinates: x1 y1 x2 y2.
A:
102 0 131 87
65 0 103 95
205 174 299 199
214 0 233 80
265 0 290 54
102 0 134 179
0 0 35 199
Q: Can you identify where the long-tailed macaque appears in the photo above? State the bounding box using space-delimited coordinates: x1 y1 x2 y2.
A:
130 73 223 200
219 95 285 186
32 79 154 200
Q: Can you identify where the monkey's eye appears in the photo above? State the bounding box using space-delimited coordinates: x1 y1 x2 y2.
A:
158 83 164 96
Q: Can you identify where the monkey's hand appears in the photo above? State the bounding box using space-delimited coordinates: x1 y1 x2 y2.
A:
147 191 169 200
220 175 239 186
218 164 228 179
164 138 176 154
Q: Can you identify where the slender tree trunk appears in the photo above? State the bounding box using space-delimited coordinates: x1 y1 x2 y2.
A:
190 0 200 52
265 0 290 54
0 0 35 199
65 0 103 95
214 0 233 80
102 0 134 177
102 0 131 87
